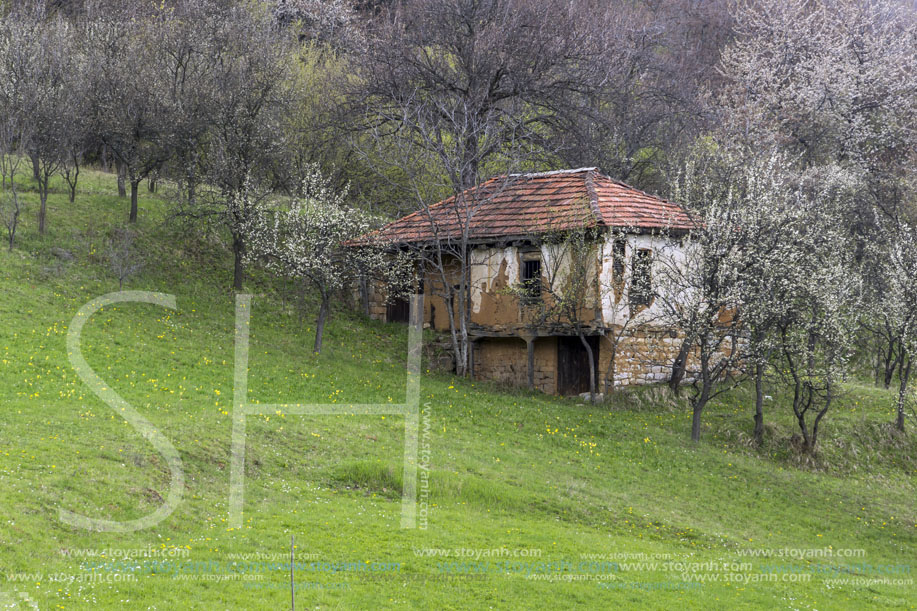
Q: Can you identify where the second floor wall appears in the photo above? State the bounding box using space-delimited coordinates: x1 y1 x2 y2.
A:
413 231 688 333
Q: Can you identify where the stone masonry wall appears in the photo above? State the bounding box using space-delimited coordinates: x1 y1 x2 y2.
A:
599 327 742 389
599 328 688 388
472 337 558 394
472 327 737 395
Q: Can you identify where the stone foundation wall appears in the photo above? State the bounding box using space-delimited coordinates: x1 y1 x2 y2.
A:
471 329 690 394
471 327 741 395
472 337 558 394
600 328 688 387
599 327 742 388
364 279 388 321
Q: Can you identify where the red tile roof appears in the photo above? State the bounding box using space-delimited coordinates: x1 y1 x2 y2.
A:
357 168 697 245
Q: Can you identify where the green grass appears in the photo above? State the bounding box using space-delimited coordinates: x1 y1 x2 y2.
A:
0 167 915 609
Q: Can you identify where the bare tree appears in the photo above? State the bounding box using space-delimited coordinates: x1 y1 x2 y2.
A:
549 0 735 193
0 3 77 235
0 127 24 252
358 0 622 375
0 21 26 252
155 1 227 210
188 4 295 291
82 0 178 223
106 225 144 289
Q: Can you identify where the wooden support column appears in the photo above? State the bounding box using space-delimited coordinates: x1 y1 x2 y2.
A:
469 338 476 378
523 335 536 390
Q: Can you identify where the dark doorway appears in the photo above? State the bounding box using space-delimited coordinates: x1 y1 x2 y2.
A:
386 297 410 323
557 336 600 396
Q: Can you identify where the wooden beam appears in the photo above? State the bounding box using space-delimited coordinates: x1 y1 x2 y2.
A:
523 335 535 390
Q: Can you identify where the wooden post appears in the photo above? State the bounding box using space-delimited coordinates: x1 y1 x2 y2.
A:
524 335 535 390
468 338 476 378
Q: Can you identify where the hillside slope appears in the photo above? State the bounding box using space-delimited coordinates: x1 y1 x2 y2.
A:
0 169 915 609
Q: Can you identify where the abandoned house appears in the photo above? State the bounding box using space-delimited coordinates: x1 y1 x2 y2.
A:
359 167 700 395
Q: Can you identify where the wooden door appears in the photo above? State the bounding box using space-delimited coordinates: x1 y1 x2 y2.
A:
386 297 410 323
557 336 600 395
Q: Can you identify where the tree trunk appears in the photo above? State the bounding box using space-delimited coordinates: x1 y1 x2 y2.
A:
874 346 883 387
444 291 462 376
753 361 765 445
65 155 81 203
186 162 198 205
883 338 898 389
669 336 691 395
810 386 832 455
148 175 156 193
456 260 471 377
796 413 811 452
38 194 47 236
129 180 140 223
37 172 50 235
884 358 898 390
30 151 39 180
313 293 329 354
232 233 245 291
896 356 910 432
690 346 714 442
691 368 712 442
7 200 18 251
691 403 703 442
116 161 127 197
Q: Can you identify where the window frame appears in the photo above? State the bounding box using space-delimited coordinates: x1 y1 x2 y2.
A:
611 238 626 284
630 248 654 307
520 256 543 305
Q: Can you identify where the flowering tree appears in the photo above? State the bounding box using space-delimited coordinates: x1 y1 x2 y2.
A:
244 165 408 354
708 0 915 447
867 216 917 432
769 167 863 454
656 154 750 442
673 148 818 444
655 146 864 447
719 0 917 176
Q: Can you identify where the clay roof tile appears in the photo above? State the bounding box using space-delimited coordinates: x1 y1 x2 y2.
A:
354 168 698 245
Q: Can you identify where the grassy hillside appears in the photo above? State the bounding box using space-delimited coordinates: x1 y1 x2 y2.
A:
1 168 915 610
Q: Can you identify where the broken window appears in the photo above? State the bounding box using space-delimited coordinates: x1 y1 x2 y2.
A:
630 248 653 306
521 258 542 304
